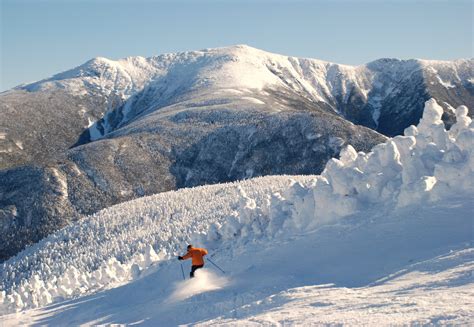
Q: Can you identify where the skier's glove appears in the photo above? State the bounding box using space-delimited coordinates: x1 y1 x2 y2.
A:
178 256 183 260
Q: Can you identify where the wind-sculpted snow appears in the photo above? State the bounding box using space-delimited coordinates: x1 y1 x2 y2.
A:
0 99 473 314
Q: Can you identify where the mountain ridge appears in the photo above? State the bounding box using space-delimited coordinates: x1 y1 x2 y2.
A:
17 44 470 144
2 45 472 165
18 44 472 91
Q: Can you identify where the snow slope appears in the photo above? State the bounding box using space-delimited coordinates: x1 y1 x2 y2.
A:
0 99 473 325
1 199 472 326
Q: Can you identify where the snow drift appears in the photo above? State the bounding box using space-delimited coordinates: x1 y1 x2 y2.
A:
0 99 473 317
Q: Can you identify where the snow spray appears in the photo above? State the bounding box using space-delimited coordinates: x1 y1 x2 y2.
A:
167 269 229 303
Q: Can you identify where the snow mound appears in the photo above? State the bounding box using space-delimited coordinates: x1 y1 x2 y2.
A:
0 99 473 315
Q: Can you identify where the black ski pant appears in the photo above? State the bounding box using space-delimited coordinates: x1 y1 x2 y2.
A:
190 264 204 278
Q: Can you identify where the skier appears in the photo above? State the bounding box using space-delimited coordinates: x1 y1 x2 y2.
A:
178 245 208 278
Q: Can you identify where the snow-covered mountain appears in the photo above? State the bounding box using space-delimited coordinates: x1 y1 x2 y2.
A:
90 48 470 138
0 45 472 261
1 99 472 325
1 45 472 169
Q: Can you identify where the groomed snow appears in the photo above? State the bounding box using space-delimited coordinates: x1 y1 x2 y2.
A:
1 99 473 325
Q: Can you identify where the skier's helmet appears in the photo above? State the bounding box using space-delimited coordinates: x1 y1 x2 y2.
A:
187 244 193 250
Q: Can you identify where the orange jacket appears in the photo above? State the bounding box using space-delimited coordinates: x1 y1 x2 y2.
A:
182 247 208 266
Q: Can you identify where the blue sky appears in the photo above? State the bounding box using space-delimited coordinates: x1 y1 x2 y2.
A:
1 0 472 91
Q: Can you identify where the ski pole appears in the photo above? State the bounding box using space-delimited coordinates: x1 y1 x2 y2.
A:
207 257 226 274
180 262 186 280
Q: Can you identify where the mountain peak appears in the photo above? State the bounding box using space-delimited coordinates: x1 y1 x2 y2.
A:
88 56 114 64
222 43 255 50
